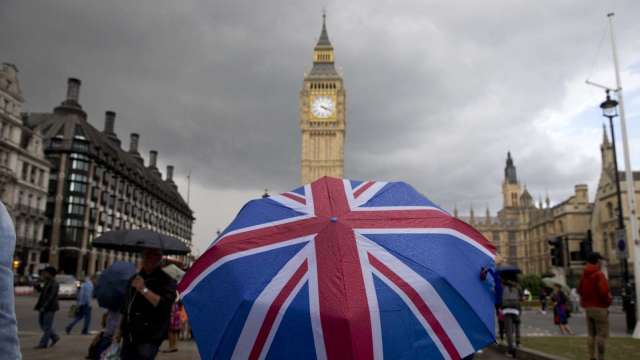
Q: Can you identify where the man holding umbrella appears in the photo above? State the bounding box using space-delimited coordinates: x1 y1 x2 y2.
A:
117 249 176 360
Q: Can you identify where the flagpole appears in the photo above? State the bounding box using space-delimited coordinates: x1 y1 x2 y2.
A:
606 12 640 338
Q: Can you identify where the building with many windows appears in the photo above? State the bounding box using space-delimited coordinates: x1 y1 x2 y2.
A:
0 63 50 275
23 78 194 276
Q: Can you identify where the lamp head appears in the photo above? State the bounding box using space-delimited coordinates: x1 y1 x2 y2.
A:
600 90 619 118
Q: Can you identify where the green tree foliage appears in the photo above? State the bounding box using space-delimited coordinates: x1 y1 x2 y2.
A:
519 273 543 297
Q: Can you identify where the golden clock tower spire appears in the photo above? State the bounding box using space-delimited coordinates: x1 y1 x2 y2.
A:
300 14 345 184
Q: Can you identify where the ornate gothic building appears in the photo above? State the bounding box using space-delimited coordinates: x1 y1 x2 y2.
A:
459 130 636 292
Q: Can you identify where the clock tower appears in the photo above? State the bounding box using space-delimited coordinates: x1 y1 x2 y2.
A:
300 14 346 184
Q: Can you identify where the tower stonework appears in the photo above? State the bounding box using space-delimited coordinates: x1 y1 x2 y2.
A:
300 15 345 184
502 152 521 208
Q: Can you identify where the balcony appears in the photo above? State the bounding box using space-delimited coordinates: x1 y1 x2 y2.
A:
14 204 46 219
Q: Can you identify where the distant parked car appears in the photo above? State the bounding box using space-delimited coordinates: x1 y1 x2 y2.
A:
56 274 79 299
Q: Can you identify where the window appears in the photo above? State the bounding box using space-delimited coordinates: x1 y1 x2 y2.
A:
607 202 614 219
66 203 85 216
94 166 104 181
91 187 99 201
70 153 90 172
71 140 89 152
69 173 88 182
68 181 87 194
21 162 29 180
30 166 37 183
62 226 84 244
66 193 86 217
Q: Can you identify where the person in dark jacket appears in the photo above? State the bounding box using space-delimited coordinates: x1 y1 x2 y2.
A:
34 266 60 349
117 249 176 360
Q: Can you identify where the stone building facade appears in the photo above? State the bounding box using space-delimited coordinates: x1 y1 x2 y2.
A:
0 63 50 275
23 78 194 276
300 15 345 184
459 130 636 290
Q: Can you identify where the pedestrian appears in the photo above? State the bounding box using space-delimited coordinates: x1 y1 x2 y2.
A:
551 284 574 335
570 287 581 313
34 265 60 349
66 274 97 335
117 249 177 360
539 288 548 314
501 276 522 358
578 252 612 360
178 303 190 340
87 312 108 359
0 201 21 358
163 299 182 353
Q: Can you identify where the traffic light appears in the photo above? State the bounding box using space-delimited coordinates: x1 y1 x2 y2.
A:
548 237 564 267
579 230 593 261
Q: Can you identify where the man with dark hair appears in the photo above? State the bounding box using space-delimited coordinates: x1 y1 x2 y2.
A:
117 249 176 359
34 266 60 349
578 252 612 360
0 201 21 358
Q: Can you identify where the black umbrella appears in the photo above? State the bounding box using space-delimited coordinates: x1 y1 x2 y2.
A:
92 229 190 255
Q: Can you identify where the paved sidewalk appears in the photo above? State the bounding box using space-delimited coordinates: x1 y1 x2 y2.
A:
19 331 515 359
20 332 199 359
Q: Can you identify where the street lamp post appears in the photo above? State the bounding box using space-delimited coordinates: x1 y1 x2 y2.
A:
600 91 635 333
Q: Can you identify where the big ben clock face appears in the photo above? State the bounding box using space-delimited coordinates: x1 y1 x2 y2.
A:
311 96 335 118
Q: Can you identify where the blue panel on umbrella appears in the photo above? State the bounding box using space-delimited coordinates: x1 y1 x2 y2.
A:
220 199 306 237
359 182 443 209
374 275 445 359
290 186 306 196
183 242 308 360
266 282 316 360
364 233 495 335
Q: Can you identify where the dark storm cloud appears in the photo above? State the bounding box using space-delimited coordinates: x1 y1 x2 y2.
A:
2 0 640 249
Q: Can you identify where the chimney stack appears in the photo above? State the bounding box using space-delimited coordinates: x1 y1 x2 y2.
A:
166 165 174 182
66 78 81 103
149 150 158 167
129 133 139 153
104 111 116 133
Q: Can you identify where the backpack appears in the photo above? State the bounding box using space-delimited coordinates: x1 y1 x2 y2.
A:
502 286 520 309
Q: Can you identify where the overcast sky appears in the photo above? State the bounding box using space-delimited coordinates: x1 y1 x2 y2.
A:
3 0 640 255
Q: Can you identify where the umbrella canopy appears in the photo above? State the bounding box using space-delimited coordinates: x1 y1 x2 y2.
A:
95 261 137 311
496 265 521 274
542 277 570 294
92 229 190 255
179 177 496 360
162 263 185 282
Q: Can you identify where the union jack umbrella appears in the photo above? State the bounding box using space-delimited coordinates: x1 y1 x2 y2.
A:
179 177 496 360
